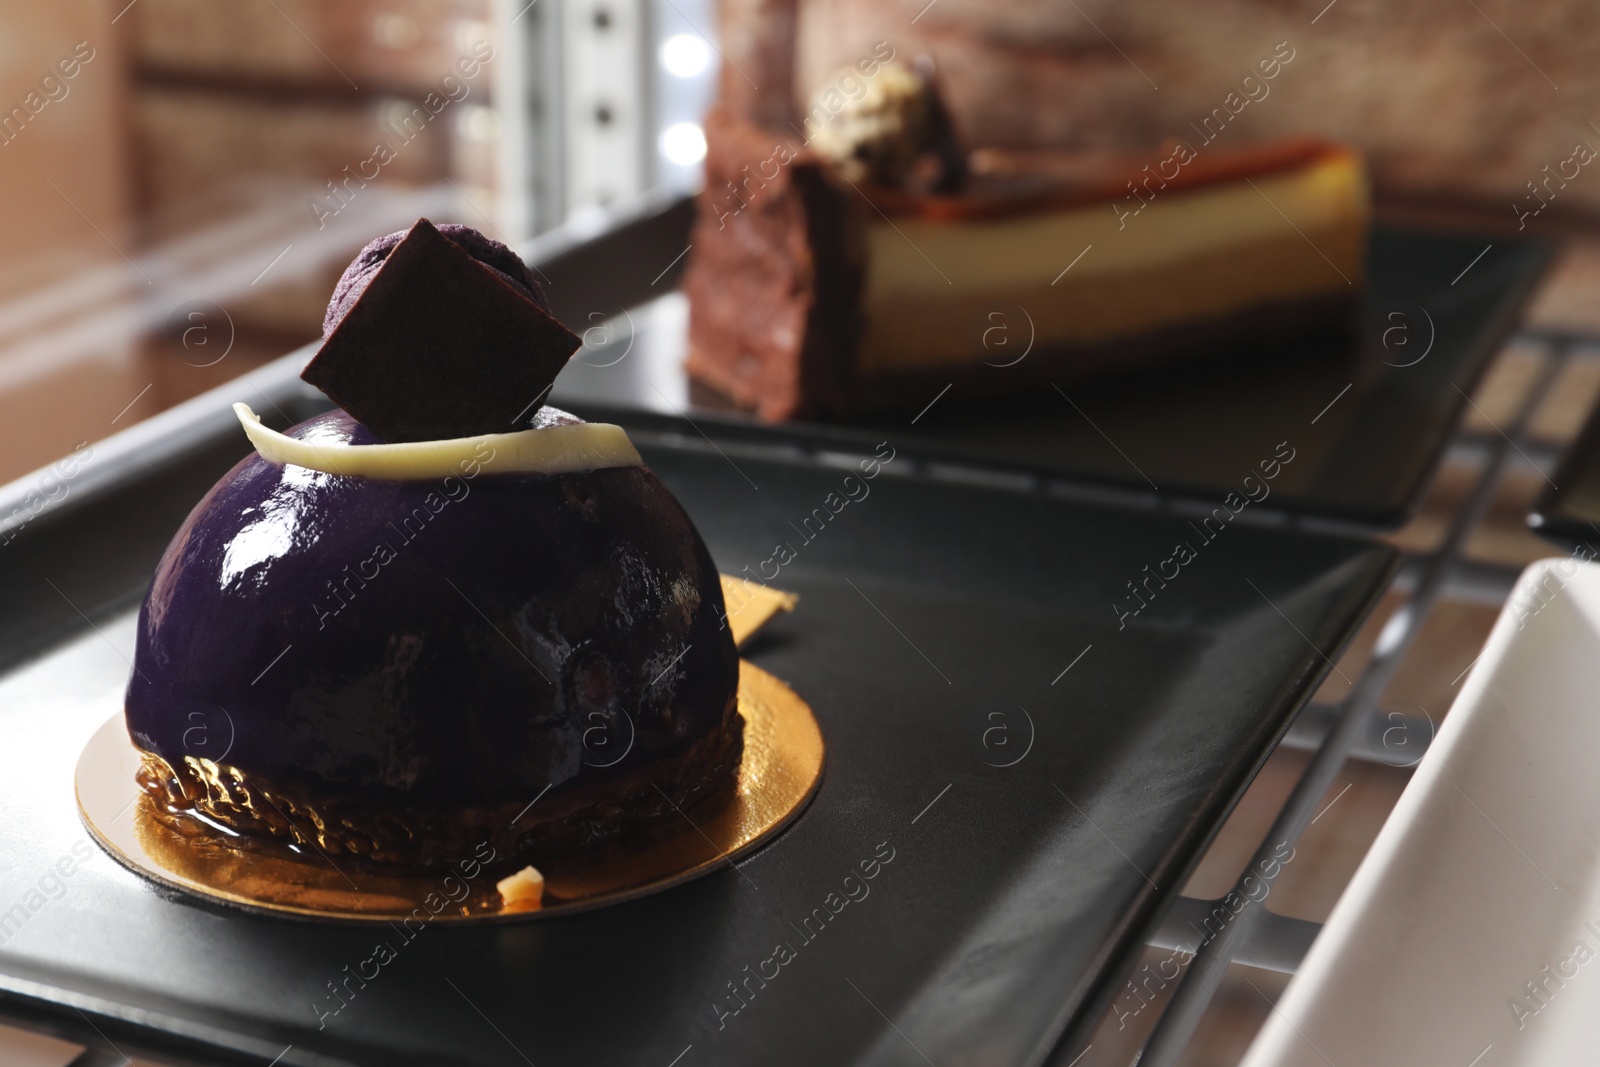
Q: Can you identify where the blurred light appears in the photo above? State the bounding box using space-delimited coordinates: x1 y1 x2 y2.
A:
456 20 494 53
659 122 707 166
457 105 500 142
660 34 711 78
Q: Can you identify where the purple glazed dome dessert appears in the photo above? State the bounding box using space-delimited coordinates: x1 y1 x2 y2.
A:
122 221 742 869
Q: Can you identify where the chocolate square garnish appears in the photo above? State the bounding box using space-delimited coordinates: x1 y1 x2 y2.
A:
302 219 581 443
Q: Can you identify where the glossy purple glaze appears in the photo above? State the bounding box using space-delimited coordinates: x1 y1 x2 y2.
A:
124 409 737 817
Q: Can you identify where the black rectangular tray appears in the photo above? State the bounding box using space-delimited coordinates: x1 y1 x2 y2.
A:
549 200 1552 529
0 367 1395 1067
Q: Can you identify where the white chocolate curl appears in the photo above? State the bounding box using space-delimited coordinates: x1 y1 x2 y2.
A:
233 403 642 479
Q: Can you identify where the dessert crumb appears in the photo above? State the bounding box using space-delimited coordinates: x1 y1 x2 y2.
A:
497 865 545 909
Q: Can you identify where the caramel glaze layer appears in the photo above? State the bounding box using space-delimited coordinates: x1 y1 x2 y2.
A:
862 140 1352 221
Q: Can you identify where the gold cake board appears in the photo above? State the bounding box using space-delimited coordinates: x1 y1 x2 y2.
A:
77 660 822 923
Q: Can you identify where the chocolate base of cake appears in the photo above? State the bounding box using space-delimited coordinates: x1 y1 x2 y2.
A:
134 714 744 871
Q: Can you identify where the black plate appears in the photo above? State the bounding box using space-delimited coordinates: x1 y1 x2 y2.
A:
1530 396 1600 550
552 210 1552 529
0 388 1393 1066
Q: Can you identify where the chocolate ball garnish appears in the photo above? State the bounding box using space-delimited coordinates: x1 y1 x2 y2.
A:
302 219 582 443
323 222 551 334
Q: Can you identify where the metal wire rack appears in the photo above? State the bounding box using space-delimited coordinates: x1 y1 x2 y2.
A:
1047 328 1589 1066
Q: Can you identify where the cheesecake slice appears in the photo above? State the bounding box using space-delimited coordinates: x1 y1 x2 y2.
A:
684 109 1368 422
